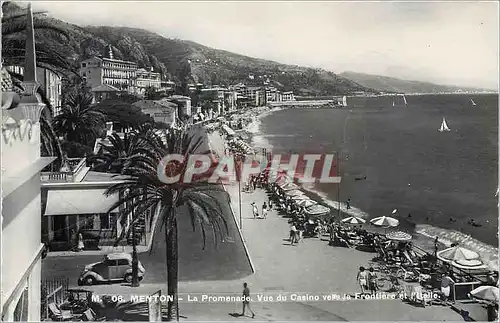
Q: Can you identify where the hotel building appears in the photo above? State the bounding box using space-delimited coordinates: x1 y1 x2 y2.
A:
135 68 162 95
79 47 138 92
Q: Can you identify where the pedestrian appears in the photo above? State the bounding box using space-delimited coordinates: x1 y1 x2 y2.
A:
440 272 455 303
262 202 268 219
241 282 255 318
290 223 298 245
434 236 439 256
356 266 369 294
70 230 77 252
346 197 351 210
251 202 259 219
368 267 378 294
77 232 84 252
252 176 256 190
268 199 273 211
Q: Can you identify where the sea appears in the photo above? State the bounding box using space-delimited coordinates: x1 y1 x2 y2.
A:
248 94 499 270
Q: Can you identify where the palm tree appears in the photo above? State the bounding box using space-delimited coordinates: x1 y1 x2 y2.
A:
2 1 78 168
52 90 105 148
2 2 75 75
105 128 229 321
89 125 156 173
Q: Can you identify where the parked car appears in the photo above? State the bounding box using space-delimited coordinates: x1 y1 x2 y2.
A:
78 253 145 285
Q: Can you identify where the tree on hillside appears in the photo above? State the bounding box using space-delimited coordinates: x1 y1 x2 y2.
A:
105 128 229 321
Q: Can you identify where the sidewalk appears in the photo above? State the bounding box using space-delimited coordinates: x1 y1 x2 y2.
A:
46 245 150 257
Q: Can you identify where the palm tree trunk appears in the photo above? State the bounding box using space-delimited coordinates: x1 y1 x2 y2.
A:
165 215 179 321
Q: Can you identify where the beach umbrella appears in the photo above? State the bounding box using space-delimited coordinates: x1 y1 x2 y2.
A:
290 194 307 200
280 182 300 191
386 231 412 242
285 190 306 197
470 286 499 303
341 216 366 225
305 204 330 216
437 246 488 270
296 199 318 208
437 246 480 262
370 216 399 227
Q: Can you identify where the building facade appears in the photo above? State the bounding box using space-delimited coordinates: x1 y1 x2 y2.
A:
79 55 138 93
5 66 62 115
41 158 159 252
1 6 54 321
135 68 162 95
282 91 295 101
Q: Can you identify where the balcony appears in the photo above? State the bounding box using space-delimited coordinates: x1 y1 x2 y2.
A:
41 158 88 183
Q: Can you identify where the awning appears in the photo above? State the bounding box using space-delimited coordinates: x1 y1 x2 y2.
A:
44 188 119 215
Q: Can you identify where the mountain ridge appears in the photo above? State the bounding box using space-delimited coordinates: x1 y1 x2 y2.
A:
339 71 494 94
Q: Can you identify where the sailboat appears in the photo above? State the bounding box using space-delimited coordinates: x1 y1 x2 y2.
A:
438 117 451 132
470 98 477 106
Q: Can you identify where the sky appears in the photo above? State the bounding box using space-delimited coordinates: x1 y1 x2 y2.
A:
31 1 499 89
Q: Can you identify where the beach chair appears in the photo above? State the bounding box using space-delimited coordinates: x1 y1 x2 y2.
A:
409 285 433 307
81 308 105 321
48 303 82 321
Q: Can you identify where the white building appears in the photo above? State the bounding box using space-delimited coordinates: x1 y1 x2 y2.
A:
1 5 55 321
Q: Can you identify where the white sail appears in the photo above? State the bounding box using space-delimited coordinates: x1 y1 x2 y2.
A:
403 95 407 105
438 117 451 132
342 96 348 107
471 98 476 106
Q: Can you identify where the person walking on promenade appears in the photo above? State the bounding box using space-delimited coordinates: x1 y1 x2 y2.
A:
357 266 369 295
441 272 455 304
77 232 85 252
346 197 351 210
262 202 268 219
251 202 259 219
368 267 378 294
290 223 298 245
241 282 255 318
268 199 273 211
434 236 439 256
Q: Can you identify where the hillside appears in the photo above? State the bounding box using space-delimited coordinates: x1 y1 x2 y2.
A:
2 2 375 96
339 71 490 94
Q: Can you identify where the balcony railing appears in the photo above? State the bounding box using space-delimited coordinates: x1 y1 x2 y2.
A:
41 157 87 183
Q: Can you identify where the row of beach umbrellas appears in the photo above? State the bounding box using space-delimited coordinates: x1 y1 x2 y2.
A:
269 170 329 217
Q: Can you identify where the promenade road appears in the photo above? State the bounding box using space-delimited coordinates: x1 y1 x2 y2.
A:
43 130 463 321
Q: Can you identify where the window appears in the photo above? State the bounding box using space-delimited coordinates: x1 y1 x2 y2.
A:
117 259 129 266
100 213 116 230
82 63 87 68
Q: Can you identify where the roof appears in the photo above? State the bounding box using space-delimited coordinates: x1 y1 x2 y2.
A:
83 171 131 182
91 84 120 92
84 56 137 65
169 95 191 100
106 253 132 260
